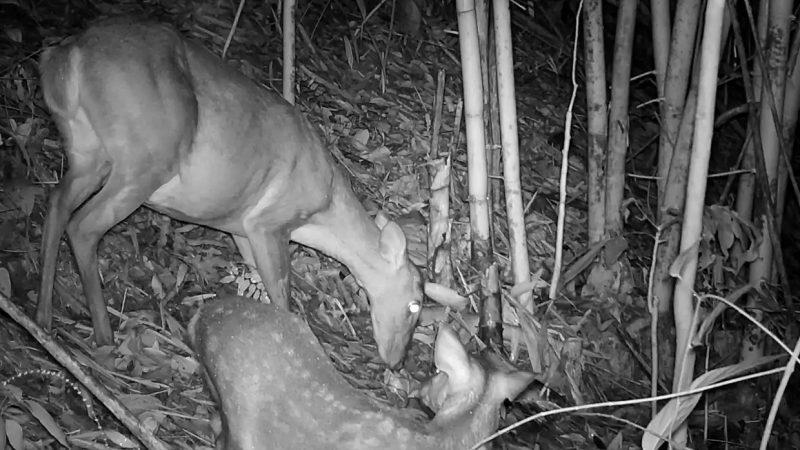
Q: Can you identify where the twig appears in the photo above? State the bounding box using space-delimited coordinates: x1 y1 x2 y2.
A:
0 293 170 450
222 0 247 59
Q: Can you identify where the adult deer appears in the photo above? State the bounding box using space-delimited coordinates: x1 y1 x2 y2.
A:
37 18 422 367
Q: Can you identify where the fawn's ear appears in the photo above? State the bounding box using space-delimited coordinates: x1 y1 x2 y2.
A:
433 325 471 388
488 370 536 404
